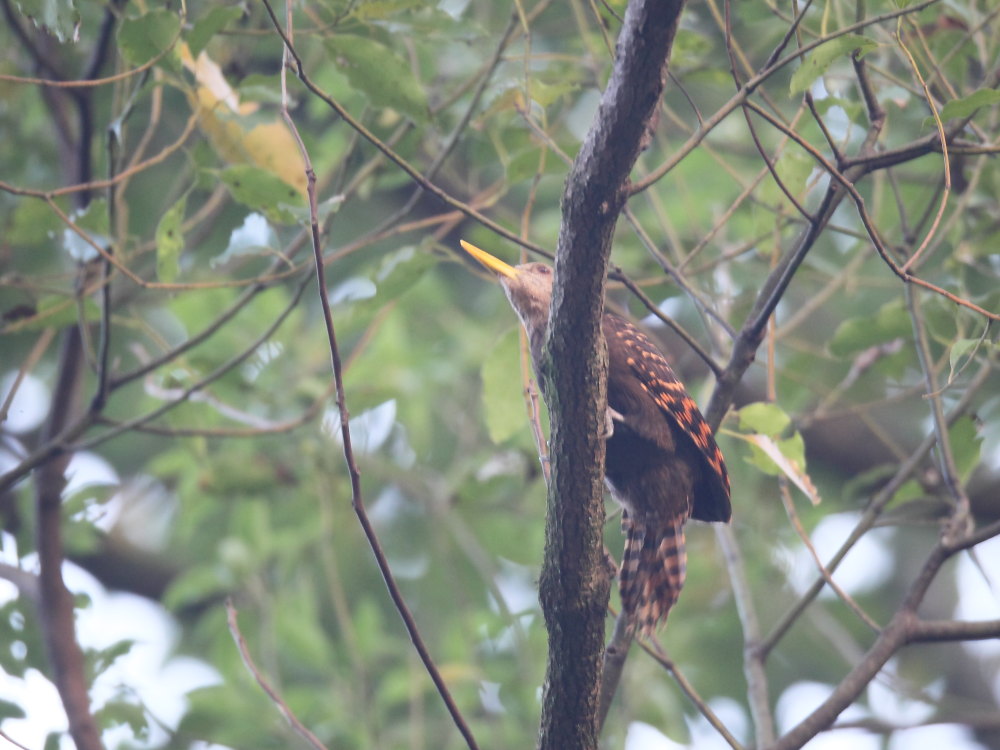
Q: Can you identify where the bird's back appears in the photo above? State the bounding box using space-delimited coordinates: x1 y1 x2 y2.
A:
603 313 731 524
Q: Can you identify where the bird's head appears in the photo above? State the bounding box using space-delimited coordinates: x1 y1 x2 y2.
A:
459 240 553 336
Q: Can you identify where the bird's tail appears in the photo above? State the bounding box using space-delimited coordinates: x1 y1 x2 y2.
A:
619 513 687 635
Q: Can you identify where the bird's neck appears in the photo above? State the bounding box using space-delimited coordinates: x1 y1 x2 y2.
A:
508 304 549 381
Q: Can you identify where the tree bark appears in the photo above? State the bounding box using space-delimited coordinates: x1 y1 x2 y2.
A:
537 2 686 748
34 327 104 750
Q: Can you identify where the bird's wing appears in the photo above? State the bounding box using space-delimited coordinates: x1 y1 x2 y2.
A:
605 314 731 522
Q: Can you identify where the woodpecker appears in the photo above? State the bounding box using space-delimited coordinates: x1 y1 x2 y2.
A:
460 240 731 634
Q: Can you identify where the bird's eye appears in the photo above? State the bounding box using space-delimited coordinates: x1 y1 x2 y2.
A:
537 265 551 275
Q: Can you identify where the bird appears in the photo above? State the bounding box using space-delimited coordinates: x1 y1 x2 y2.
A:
460 239 731 635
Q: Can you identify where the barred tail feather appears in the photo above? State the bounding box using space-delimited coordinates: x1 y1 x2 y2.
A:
619 515 687 636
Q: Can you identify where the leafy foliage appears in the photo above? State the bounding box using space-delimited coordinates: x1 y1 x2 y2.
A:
0 1 998 749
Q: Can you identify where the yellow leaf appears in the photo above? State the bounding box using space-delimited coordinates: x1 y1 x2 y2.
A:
189 86 249 165
180 45 306 197
182 45 257 116
244 122 307 197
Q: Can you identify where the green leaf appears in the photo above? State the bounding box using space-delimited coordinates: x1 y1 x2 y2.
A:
759 148 813 211
829 300 910 357
740 431 817 503
789 35 878 95
14 0 79 43
163 565 228 611
936 88 1000 122
889 478 924 506
9 196 61 246
187 5 243 58
281 193 344 227
219 165 305 225
155 194 186 282
527 79 579 108
948 337 981 378
737 402 791 436
96 699 148 737
325 34 430 122
949 416 982 483
812 96 866 125
353 245 438 319
88 639 136 680
274 588 330 668
745 441 781 477
0 699 26 720
481 327 527 444
349 0 427 20
777 431 806 471
236 74 286 106
118 9 180 67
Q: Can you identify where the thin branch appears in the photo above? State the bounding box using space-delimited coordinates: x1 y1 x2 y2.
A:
34 329 103 750
779 483 882 634
723 0 811 223
639 641 744 749
0 328 56 424
895 22 951 274
0 0 64 79
742 100 999 322
768 528 998 750
0 46 173 88
629 0 938 196
74 272 313 452
611 272 724 377
905 284 972 531
0 728 32 750
717 525 775 746
947 518 1000 554
226 599 330 750
760 359 995 657
908 618 1000 643
597 613 633 731
258 0 549 262
269 5 481 747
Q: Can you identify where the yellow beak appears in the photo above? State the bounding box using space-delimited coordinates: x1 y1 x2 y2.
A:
459 240 519 280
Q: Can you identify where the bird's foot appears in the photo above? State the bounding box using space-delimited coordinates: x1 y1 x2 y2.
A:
603 407 624 439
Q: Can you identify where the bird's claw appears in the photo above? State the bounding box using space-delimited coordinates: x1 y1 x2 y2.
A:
603 407 624 439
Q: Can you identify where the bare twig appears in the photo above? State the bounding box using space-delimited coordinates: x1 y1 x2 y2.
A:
716 525 775 746
34 329 103 750
226 599 330 750
0 112 198 202
895 23 950 274
268 4 481 747
760 359 994 657
769 534 1000 750
639 641 744 749
630 0 938 196
259 0 548 262
75 272 314 452
778 483 882 634
0 727 32 750
905 285 971 525
0 328 56 424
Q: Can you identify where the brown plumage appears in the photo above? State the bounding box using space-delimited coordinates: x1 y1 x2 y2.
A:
460 241 731 635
